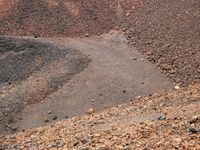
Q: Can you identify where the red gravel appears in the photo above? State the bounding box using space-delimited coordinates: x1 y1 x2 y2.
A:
0 0 120 37
1 84 200 149
123 0 200 85
0 0 144 38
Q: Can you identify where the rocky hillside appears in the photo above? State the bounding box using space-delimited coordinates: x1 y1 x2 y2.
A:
0 0 119 37
0 0 141 37
1 0 200 149
123 0 200 85
1 84 200 149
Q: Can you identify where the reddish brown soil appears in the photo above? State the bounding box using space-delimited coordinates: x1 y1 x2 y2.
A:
0 0 116 37
0 0 143 37
123 0 200 85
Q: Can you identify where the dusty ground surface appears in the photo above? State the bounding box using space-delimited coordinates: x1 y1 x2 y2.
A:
123 0 200 85
1 84 199 150
0 32 172 135
0 37 91 135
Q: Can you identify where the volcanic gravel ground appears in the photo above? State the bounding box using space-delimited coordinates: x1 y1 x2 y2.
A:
0 0 119 37
123 0 200 85
0 0 200 149
1 85 199 149
0 0 144 37
0 37 91 135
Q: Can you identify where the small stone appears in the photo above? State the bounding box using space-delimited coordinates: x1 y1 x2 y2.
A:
48 110 52 114
65 116 69 119
189 116 199 124
52 116 58 120
174 85 180 90
135 96 142 99
94 133 101 137
59 142 65 147
146 51 152 55
87 108 95 114
143 147 149 150
85 33 89 37
133 58 137 60
51 142 58 148
172 123 176 128
117 145 124 149
188 126 199 133
91 99 95 102
11 126 17 131
123 90 126 93
18 57 23 60
73 141 79 146
22 129 25 132
173 137 182 146
93 16 97 20
122 28 127 32
80 147 89 150
160 103 167 107
157 115 167 120
44 118 49 122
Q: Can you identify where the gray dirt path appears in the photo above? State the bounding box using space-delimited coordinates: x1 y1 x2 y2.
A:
18 31 173 130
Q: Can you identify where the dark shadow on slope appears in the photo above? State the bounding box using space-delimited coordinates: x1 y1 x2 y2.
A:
0 37 91 135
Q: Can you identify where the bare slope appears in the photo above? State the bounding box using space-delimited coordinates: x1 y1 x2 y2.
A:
1 84 200 149
0 32 172 136
17 32 172 132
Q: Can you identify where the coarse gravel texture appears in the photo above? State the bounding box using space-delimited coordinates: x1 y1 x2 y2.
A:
0 84 200 150
0 0 119 37
0 0 143 37
123 0 200 86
